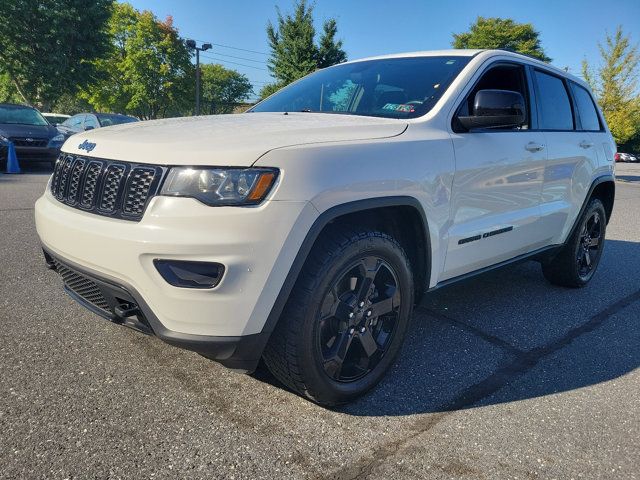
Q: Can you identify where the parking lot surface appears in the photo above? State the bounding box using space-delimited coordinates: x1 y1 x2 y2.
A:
1 163 638 479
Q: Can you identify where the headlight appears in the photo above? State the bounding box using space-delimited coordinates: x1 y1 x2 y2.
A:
48 133 65 146
160 167 279 206
0 134 8 145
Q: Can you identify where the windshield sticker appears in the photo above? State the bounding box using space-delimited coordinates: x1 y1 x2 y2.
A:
382 103 415 113
395 104 415 113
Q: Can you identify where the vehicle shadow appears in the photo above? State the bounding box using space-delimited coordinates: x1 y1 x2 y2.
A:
616 175 640 183
254 239 640 415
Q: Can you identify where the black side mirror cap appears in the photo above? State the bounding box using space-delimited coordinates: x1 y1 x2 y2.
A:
457 89 526 130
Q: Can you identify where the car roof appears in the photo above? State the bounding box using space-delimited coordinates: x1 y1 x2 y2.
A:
74 112 135 118
96 113 135 118
339 49 587 88
0 103 37 110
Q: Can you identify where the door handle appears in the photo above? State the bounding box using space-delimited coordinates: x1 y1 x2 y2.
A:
525 142 545 152
579 140 594 149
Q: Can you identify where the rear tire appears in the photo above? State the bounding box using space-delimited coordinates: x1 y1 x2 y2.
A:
263 227 414 406
542 198 606 288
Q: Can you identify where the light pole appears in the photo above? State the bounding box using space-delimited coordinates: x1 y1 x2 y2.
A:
186 39 212 115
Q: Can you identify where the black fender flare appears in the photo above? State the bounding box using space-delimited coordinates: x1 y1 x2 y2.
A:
565 174 615 243
259 196 431 338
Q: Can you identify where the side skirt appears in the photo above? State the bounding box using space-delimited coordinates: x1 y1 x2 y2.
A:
428 245 560 292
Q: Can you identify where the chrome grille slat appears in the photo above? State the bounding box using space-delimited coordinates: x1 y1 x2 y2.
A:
98 164 126 212
66 158 86 205
123 167 156 216
55 156 74 200
80 161 103 208
49 155 164 221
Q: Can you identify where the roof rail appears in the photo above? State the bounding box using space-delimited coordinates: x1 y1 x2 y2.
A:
493 48 548 63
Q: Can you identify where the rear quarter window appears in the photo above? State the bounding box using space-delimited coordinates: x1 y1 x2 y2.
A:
570 83 601 131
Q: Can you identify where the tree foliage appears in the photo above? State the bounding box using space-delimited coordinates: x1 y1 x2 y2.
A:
0 0 113 110
259 82 285 100
582 26 640 147
200 64 253 114
262 0 346 98
0 69 21 104
452 17 551 62
82 3 193 119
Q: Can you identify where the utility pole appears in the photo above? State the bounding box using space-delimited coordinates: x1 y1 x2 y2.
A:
186 39 212 115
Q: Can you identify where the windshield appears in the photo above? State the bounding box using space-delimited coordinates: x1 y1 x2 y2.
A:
0 106 48 125
97 114 138 127
250 56 471 119
44 115 69 125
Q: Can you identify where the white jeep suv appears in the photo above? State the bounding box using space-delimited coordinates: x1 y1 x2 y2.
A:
36 49 616 405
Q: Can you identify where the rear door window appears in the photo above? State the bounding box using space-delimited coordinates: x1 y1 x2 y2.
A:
570 82 601 131
534 70 574 131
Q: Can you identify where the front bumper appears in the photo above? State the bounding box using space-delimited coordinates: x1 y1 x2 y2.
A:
1 145 59 162
43 249 268 371
35 188 318 354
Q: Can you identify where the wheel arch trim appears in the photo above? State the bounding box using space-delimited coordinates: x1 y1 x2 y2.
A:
566 174 615 243
260 196 432 337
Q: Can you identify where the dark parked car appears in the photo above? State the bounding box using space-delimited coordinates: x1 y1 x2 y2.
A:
57 112 138 139
0 103 64 168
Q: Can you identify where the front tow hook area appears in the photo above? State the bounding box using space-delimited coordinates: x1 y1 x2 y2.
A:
114 303 141 319
113 303 153 335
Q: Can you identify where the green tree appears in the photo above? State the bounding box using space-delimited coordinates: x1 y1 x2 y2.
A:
317 19 347 69
582 26 640 147
82 4 193 119
259 82 285 100
200 64 253 114
261 0 346 98
51 93 92 115
0 0 113 110
452 17 551 62
0 69 21 104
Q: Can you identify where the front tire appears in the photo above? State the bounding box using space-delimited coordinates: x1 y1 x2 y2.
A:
542 198 607 287
263 227 414 406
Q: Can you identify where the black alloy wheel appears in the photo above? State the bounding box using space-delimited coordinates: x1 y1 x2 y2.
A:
542 197 607 288
577 210 603 280
263 229 414 406
317 255 401 383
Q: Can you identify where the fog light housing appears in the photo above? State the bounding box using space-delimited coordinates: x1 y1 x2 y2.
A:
154 260 225 289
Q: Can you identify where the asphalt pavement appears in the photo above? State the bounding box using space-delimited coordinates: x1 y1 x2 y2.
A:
0 162 638 479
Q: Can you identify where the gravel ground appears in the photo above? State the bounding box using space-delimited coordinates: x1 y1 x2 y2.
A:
0 162 638 479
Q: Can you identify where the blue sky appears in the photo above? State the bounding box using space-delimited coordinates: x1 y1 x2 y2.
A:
129 0 640 99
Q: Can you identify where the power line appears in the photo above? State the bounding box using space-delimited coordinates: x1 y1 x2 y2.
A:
200 53 270 71
208 51 268 65
191 38 270 56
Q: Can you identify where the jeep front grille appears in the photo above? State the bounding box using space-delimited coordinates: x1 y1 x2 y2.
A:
50 155 166 221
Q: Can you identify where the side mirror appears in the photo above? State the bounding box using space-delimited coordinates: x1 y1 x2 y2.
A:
457 89 526 130
84 125 95 131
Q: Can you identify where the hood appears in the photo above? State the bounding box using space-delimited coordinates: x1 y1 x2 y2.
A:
62 112 407 166
0 123 57 139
